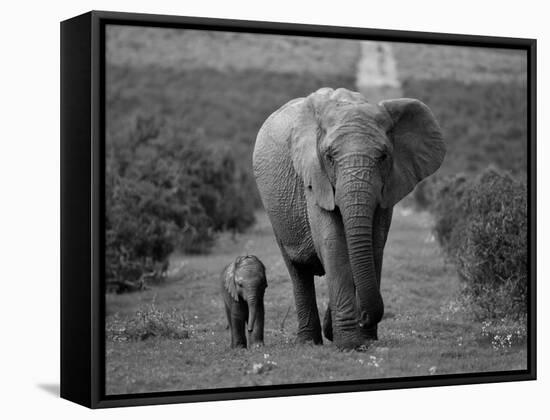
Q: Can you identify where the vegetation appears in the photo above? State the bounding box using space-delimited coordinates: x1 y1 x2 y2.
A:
106 302 189 341
105 116 256 292
107 66 357 206
431 168 527 321
402 79 527 177
105 209 526 394
388 49 530 374
105 63 356 293
392 43 527 84
106 26 360 76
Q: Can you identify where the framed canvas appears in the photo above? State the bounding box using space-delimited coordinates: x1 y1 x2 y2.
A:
60 10 536 408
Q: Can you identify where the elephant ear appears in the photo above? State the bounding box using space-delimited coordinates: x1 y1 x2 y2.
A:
291 96 335 211
223 262 239 301
378 98 445 208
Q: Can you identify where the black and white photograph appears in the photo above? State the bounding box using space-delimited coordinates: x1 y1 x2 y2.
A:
103 21 531 396
4 0 550 416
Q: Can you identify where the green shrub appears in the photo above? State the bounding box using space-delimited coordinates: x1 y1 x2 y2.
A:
408 176 444 211
432 168 527 320
106 304 189 341
106 116 256 292
430 174 469 247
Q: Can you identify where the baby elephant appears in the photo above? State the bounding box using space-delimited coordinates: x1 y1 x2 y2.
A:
221 255 267 348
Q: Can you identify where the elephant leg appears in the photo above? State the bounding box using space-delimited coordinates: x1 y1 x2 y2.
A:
224 305 232 331
324 254 361 349
248 302 265 347
279 249 322 345
230 317 247 348
323 304 333 341
373 206 393 287
230 302 248 349
361 206 394 341
308 206 361 349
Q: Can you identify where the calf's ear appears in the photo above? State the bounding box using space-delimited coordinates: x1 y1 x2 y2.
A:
223 262 239 301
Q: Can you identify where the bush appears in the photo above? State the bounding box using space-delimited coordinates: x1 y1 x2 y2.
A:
430 174 469 247
408 176 443 211
106 116 256 292
480 317 527 351
106 304 189 341
432 168 527 320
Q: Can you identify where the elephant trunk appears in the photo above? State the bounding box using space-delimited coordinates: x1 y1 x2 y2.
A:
247 296 258 333
337 154 384 329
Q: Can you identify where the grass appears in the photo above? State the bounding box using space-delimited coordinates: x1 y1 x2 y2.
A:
106 65 356 207
106 65 357 152
106 26 360 76
105 209 527 395
392 43 527 84
401 79 527 177
106 27 359 181
106 303 189 341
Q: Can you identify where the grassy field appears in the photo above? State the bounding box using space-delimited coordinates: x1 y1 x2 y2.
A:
105 208 526 395
106 26 360 75
392 43 526 84
401 79 527 177
390 44 527 177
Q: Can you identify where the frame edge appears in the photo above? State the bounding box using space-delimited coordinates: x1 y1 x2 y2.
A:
72 9 537 408
60 11 94 408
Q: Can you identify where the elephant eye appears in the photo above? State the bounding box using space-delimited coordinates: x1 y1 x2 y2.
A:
326 153 334 165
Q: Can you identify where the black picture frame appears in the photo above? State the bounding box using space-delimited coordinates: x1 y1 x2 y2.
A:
60 10 537 409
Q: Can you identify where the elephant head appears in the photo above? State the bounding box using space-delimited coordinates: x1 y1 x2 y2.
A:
224 255 267 333
291 88 445 331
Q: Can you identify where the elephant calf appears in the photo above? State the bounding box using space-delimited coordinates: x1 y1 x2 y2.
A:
221 255 267 348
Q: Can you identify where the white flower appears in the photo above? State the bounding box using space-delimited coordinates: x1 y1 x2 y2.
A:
252 363 264 374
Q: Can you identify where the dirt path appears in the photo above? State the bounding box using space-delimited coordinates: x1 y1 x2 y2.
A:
105 207 526 395
356 41 402 101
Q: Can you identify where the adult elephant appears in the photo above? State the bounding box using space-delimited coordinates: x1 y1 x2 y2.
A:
253 87 445 350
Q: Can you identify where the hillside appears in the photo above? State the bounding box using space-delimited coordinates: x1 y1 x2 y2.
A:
106 25 360 75
107 31 528 182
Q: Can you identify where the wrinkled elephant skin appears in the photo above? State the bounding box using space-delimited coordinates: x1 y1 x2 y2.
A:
253 88 445 349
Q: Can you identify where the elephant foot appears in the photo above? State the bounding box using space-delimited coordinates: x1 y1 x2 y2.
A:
334 337 363 351
332 323 378 350
360 325 378 341
231 343 247 349
231 336 247 349
250 340 264 348
323 308 333 341
296 330 323 345
333 328 363 351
